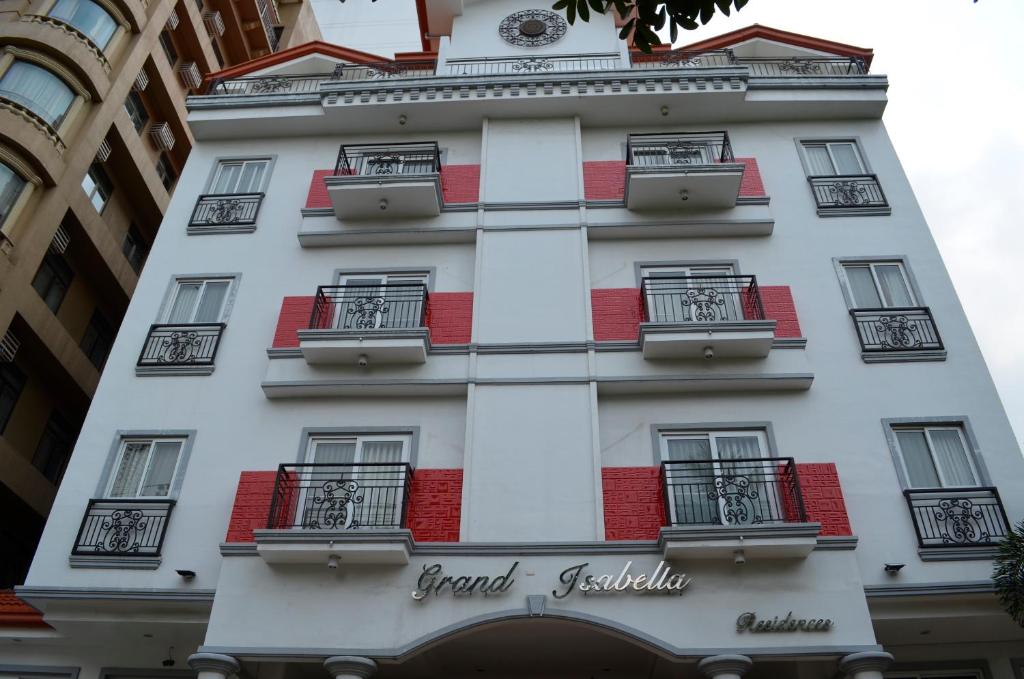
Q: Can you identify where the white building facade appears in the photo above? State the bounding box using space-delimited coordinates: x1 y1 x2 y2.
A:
4 3 1024 679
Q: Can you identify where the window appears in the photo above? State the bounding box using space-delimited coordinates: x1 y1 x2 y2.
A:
32 411 75 485
210 40 224 69
106 437 184 498
0 361 26 434
0 161 27 228
82 162 113 213
892 425 980 489
155 154 175 191
80 310 114 369
164 278 231 324
842 261 915 309
333 272 427 330
48 0 118 48
210 159 270 194
122 224 149 274
802 140 866 176
158 31 178 66
32 252 73 313
124 90 149 133
641 264 743 323
0 60 75 127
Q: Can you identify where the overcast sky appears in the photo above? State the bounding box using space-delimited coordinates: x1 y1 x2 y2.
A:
668 1 1024 445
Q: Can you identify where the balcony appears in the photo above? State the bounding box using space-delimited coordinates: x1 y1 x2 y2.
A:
660 458 819 560
443 53 622 76
136 323 226 375
905 487 1010 554
188 193 264 233
807 175 889 216
639 276 777 359
71 499 175 559
297 283 429 366
257 463 414 564
625 131 746 210
324 142 443 219
631 49 868 77
850 307 944 361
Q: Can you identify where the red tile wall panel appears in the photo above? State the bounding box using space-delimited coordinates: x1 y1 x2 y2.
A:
426 292 473 345
272 296 315 348
760 286 802 338
602 467 666 541
591 288 643 341
225 471 278 543
407 469 463 542
736 157 766 197
583 160 626 201
305 169 333 209
796 463 853 536
441 165 480 204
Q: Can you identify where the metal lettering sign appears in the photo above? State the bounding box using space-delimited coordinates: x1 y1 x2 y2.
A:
736 611 834 632
412 562 519 600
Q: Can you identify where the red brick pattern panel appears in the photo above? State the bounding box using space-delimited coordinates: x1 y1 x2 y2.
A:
592 288 642 341
583 161 626 200
225 471 278 543
272 296 315 348
441 165 480 204
760 286 802 338
426 292 473 345
0 590 48 628
305 169 333 209
407 469 463 542
602 467 666 541
736 157 766 197
796 463 853 536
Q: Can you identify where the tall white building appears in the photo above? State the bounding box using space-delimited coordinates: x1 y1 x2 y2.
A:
3 3 1024 679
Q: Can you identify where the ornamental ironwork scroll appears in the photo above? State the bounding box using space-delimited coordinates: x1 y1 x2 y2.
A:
498 9 567 47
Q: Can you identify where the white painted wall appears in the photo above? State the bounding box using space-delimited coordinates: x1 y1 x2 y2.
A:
310 0 423 56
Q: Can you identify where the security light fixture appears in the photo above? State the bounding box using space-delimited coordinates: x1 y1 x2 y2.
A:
884 563 905 574
679 189 689 201
328 554 340 569
660 105 669 116
733 549 746 565
398 114 408 125
162 646 176 667
175 569 196 581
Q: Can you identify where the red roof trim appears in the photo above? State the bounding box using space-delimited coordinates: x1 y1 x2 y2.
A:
680 24 873 67
416 0 430 52
204 41 394 84
0 590 49 629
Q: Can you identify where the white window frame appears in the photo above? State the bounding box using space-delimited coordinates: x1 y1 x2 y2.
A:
104 437 186 499
305 433 412 464
891 425 981 489
801 140 867 176
841 260 918 309
209 158 272 195
160 276 237 325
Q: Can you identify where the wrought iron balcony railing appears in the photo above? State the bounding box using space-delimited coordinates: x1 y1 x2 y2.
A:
334 142 441 177
207 73 330 96
331 61 437 81
309 284 428 332
904 487 1010 548
808 175 888 211
641 275 765 325
189 193 264 227
137 323 226 368
627 131 735 167
444 52 622 76
268 463 413 531
661 458 807 527
631 49 868 76
850 307 943 353
72 499 175 556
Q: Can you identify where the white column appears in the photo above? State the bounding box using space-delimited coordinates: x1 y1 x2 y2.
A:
188 653 240 679
697 654 753 679
839 651 894 679
324 656 378 679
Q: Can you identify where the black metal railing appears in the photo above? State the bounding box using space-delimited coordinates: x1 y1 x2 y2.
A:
627 131 734 167
268 463 413 531
641 275 765 324
631 49 868 76
309 284 428 332
208 74 330 95
661 458 806 527
808 175 888 211
189 193 264 227
334 142 441 177
904 487 1010 548
332 61 437 81
72 499 175 556
851 307 943 353
137 323 226 368
444 53 622 76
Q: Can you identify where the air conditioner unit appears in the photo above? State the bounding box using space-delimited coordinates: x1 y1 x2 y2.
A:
202 10 225 36
94 137 112 163
132 69 149 92
165 8 179 31
177 62 202 90
0 330 19 363
50 224 71 255
149 122 176 151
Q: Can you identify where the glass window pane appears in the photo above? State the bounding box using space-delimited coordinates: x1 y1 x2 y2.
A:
665 437 712 461
844 265 882 308
803 144 834 176
360 440 403 463
0 162 26 226
237 161 266 193
715 436 763 460
194 281 228 323
896 431 940 488
167 282 201 323
139 441 180 496
212 163 241 194
875 264 914 307
0 61 75 127
109 442 149 497
312 440 356 464
830 143 864 174
49 0 117 48
929 429 978 487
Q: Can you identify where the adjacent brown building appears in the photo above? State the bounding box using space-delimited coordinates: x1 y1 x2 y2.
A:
0 0 319 587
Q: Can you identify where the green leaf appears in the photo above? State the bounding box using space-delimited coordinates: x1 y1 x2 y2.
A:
588 0 605 13
566 0 577 24
579 0 590 21
551 0 571 9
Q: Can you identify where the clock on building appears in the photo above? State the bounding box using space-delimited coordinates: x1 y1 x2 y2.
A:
498 9 568 47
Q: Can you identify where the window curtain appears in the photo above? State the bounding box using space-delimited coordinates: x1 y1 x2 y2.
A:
194 281 229 323
803 144 834 176
212 163 242 194
339 278 385 330
875 264 914 307
237 162 265 193
109 442 150 496
359 440 405 526
0 162 25 226
167 282 200 323
844 266 882 308
665 438 716 525
715 435 773 525
49 0 117 48
896 430 940 488
929 430 977 487
139 441 180 496
830 143 863 175
0 61 74 127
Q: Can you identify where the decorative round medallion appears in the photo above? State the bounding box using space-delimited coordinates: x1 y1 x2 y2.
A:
498 9 567 47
